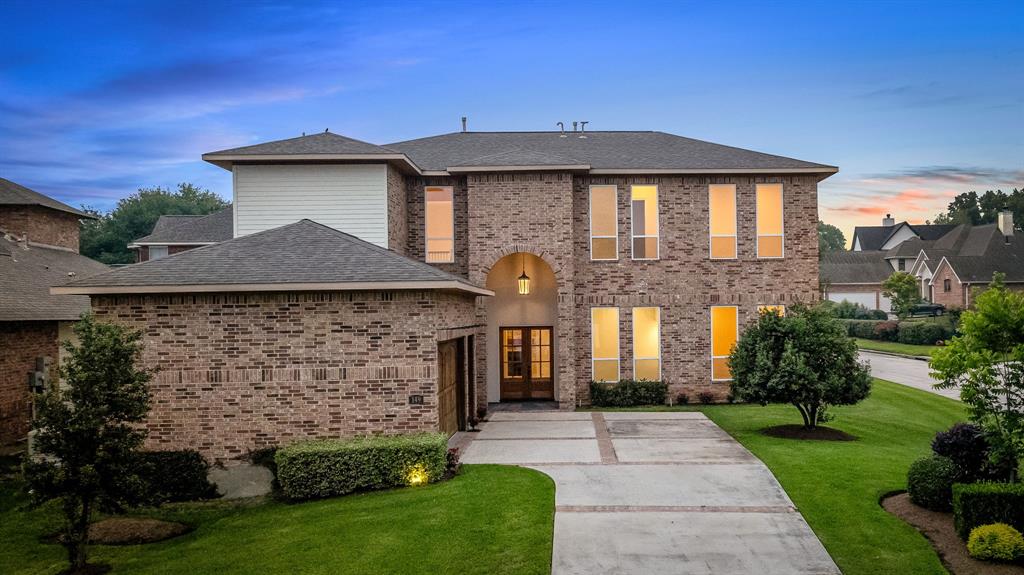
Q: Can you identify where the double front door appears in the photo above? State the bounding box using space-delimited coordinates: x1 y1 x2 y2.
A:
499 326 554 400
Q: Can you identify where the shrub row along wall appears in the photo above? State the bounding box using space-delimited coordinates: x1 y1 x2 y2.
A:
841 319 952 345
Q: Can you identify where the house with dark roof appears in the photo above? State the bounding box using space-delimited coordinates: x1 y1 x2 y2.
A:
822 211 1022 311
129 206 234 262
54 126 837 462
1 179 107 444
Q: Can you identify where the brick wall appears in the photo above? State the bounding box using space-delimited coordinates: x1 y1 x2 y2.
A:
0 206 81 251
405 176 469 277
386 166 409 256
91 290 477 462
0 321 58 444
931 263 965 308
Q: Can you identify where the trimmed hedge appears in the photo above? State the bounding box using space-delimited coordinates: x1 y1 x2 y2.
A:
841 319 883 339
138 450 219 504
898 321 949 345
907 455 958 511
953 482 1024 540
841 318 952 345
275 433 448 501
967 523 1024 562
590 379 667 407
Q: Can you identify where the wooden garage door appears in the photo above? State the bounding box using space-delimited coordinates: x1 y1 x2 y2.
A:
437 340 458 436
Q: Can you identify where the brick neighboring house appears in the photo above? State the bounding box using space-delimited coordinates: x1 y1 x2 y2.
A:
822 211 1023 311
0 178 107 445
55 128 837 462
129 206 233 262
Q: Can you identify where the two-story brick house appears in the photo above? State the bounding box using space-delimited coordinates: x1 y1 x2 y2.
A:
55 128 836 462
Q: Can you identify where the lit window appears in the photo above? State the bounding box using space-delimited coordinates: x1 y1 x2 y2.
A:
633 307 661 381
148 246 168 260
590 185 618 260
758 305 785 316
425 186 454 263
711 306 738 381
756 184 784 258
709 184 737 259
591 307 620 382
631 185 659 259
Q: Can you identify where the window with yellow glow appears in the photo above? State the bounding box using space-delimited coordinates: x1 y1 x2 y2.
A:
591 307 620 382
711 306 738 381
757 305 785 316
590 185 618 260
631 185 659 259
633 307 661 381
709 184 737 259
756 183 784 258
425 186 454 263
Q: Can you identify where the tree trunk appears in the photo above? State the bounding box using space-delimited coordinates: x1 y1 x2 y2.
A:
794 403 810 428
70 495 91 572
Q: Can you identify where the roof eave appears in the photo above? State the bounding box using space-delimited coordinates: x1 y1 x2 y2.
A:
587 166 839 175
201 153 423 175
446 164 591 173
127 241 219 249
52 280 494 297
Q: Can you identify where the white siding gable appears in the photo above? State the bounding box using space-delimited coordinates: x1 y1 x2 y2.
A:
880 224 918 250
233 164 389 247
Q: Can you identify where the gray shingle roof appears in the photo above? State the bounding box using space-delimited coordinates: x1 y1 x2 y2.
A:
132 206 233 244
937 225 1024 283
0 178 93 218
820 250 894 284
0 235 108 321
853 222 957 251
205 132 397 156
57 219 489 295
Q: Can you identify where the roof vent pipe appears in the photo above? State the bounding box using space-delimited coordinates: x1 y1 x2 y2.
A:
557 122 565 137
572 121 578 132
580 121 588 132
461 116 467 132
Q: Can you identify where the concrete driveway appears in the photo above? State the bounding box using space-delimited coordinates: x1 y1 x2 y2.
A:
460 411 839 575
859 350 961 400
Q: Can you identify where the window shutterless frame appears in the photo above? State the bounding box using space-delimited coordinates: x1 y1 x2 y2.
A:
589 185 618 261
591 307 620 383
709 184 738 260
632 307 661 381
630 185 660 260
424 186 455 263
710 305 739 382
755 183 784 259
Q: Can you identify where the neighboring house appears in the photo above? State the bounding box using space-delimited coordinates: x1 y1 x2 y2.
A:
54 128 837 462
822 211 1022 311
0 178 107 444
129 206 233 262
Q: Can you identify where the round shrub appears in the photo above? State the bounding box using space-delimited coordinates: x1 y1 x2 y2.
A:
967 523 1024 562
907 455 957 511
932 422 1014 481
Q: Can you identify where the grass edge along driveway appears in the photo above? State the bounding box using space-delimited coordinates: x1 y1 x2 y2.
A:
0 464 554 575
855 338 939 358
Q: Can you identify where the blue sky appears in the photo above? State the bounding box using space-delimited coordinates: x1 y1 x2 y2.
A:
1 0 1021 241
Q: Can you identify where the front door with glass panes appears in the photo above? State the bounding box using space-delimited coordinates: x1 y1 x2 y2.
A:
499 327 554 400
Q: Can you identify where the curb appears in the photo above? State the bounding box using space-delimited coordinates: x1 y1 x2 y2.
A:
858 349 932 362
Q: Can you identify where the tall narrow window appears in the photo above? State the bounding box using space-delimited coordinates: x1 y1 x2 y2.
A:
591 307 620 382
425 186 454 263
633 307 661 381
756 183 784 258
709 184 737 259
631 185 659 259
711 306 738 381
590 185 618 260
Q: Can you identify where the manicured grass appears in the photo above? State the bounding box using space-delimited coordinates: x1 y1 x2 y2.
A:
594 379 967 575
0 464 554 575
855 338 940 357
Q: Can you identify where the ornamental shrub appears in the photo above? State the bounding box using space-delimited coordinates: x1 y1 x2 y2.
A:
138 450 219 504
906 455 957 511
840 319 884 339
873 321 900 342
275 433 449 501
898 321 949 345
954 482 1024 540
967 523 1024 562
932 423 1016 482
589 379 667 407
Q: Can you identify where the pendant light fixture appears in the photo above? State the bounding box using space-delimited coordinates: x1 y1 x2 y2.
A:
517 253 531 296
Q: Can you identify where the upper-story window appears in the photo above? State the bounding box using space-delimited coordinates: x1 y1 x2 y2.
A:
944 278 952 292
709 184 737 259
148 246 169 260
631 185 659 259
589 185 618 260
898 259 906 271
756 183 784 258
425 186 454 263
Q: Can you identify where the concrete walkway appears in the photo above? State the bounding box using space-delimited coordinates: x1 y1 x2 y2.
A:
460 411 839 575
859 350 961 400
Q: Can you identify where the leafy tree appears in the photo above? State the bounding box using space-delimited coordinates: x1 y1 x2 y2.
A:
80 183 228 264
730 303 872 429
883 271 921 318
935 188 1024 228
24 315 153 573
931 273 1024 482
818 221 847 255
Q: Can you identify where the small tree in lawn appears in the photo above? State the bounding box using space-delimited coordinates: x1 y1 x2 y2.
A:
730 303 872 429
931 273 1024 482
882 271 921 318
24 315 152 574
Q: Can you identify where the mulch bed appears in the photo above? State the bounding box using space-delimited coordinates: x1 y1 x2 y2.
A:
87 517 190 545
882 492 1024 575
760 424 857 441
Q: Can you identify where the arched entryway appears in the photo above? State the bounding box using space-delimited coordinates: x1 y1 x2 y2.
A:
484 252 558 401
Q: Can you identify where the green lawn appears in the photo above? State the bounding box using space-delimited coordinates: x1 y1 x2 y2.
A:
855 338 939 357
596 379 966 575
0 464 554 575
